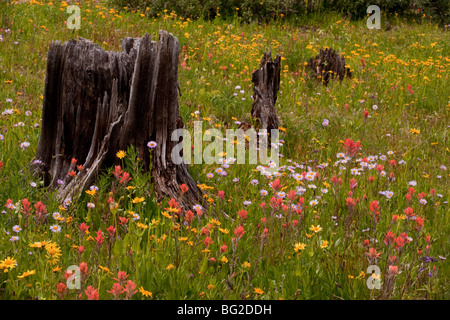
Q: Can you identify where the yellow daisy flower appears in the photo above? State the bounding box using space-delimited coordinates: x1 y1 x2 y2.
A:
17 270 36 279
309 225 323 233
139 286 152 298
294 242 307 252
116 150 126 159
254 287 264 295
136 222 149 229
166 264 175 270
0 257 17 272
132 197 145 204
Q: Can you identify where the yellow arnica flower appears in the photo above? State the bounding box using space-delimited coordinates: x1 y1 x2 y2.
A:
0 257 17 272
166 207 179 213
116 150 126 159
166 264 175 270
139 286 152 298
254 287 264 295
132 197 145 204
197 184 214 190
136 222 149 229
221 256 228 263
320 240 329 249
29 242 45 248
294 242 307 252
161 212 172 220
53 266 62 273
99 266 112 274
85 189 96 196
18 270 36 279
209 219 221 226
45 243 62 265
242 261 251 268
309 225 323 233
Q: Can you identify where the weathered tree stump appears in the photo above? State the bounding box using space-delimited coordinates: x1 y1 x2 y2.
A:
31 31 201 208
307 47 352 86
251 51 281 133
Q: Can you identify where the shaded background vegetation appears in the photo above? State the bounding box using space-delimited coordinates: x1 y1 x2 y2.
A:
107 0 450 24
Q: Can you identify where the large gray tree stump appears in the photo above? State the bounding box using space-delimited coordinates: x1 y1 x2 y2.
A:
31 31 201 208
251 51 281 133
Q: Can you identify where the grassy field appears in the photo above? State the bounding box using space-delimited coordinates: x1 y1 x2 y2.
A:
0 0 448 300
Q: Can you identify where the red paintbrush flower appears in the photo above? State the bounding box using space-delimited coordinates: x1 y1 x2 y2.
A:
234 225 246 239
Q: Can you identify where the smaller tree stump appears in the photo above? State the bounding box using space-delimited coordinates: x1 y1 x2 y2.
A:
251 51 281 133
307 47 352 86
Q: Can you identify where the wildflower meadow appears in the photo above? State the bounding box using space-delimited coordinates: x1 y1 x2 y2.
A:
0 0 449 303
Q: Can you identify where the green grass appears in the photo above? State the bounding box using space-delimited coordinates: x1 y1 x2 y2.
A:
0 0 448 300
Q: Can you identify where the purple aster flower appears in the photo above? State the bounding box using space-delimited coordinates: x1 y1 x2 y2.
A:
147 141 157 149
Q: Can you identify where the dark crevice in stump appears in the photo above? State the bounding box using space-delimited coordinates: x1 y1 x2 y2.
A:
31 31 202 209
251 51 281 133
